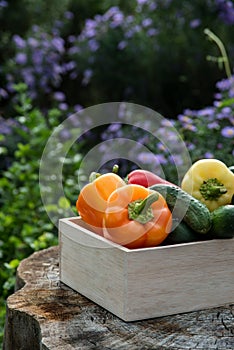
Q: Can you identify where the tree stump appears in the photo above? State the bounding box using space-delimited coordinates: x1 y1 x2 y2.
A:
3 246 234 350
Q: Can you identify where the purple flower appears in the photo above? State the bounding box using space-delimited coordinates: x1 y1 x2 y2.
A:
207 121 219 129
147 28 158 36
168 154 183 166
149 2 157 11
214 93 222 100
213 101 221 108
32 50 43 65
63 61 76 72
178 115 197 131
32 25 39 33
0 87 8 98
74 104 83 113
52 37 65 53
204 152 214 158
64 11 74 20
13 35 26 49
138 152 167 166
15 52 27 65
142 18 153 27
221 106 232 115
109 12 124 28
216 76 234 91
0 117 14 134
83 19 97 38
0 1 8 8
216 0 234 25
137 0 148 5
68 35 76 43
190 19 201 28
183 124 197 132
53 91 66 101
196 107 214 117
186 142 195 151
82 69 93 85
221 126 234 138
108 123 122 132
59 103 68 111
88 39 99 52
59 129 71 140
118 41 128 50
28 37 38 47
229 88 234 98
69 71 78 79
178 115 193 124
68 46 81 55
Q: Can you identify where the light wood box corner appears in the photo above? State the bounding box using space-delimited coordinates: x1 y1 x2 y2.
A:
59 217 234 322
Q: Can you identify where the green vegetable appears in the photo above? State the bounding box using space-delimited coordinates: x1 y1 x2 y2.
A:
150 184 211 234
163 220 203 245
210 205 234 238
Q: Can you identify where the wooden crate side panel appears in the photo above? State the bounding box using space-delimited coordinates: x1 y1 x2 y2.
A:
59 220 127 319
124 239 234 321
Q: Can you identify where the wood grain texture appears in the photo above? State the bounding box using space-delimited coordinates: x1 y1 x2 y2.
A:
60 217 234 321
3 246 234 350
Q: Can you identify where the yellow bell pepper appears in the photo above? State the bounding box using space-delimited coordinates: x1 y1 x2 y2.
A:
181 159 234 211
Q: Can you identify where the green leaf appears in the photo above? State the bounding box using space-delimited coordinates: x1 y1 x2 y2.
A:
58 196 70 209
0 147 7 155
9 259 20 269
218 98 234 108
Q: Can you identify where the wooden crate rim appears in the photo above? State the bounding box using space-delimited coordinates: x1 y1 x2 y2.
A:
59 217 232 253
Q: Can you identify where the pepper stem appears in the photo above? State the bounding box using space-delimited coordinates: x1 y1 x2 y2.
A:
112 164 119 173
199 178 227 200
89 171 101 182
128 192 159 224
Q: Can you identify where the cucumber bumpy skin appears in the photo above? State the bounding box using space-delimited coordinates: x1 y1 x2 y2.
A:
150 184 211 234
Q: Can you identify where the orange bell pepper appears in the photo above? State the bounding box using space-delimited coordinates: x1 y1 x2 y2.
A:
103 184 172 249
76 172 126 232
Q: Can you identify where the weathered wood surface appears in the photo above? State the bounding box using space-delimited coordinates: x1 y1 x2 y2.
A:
3 246 234 350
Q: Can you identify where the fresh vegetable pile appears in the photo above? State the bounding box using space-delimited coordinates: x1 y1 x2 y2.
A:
76 159 234 249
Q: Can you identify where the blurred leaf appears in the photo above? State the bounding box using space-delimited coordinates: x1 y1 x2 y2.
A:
58 196 70 209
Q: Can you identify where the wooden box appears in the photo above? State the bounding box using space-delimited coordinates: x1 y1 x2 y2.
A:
59 217 234 322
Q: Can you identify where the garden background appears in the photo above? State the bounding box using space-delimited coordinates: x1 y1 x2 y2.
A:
0 0 234 345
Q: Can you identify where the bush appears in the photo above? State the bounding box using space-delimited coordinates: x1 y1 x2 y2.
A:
68 0 234 115
1 0 234 117
0 84 82 346
98 74 234 184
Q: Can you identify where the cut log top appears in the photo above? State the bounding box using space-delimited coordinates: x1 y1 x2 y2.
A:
3 246 234 350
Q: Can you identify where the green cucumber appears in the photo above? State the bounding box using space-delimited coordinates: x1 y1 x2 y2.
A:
150 184 211 234
163 220 204 245
210 205 234 238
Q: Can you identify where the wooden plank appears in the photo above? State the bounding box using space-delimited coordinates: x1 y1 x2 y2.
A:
59 217 234 321
126 239 234 320
3 246 234 350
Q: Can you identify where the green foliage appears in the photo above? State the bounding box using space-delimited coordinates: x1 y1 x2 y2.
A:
0 84 82 346
69 0 234 116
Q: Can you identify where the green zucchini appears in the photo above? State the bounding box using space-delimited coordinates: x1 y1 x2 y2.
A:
163 220 205 245
209 205 234 238
150 184 211 234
